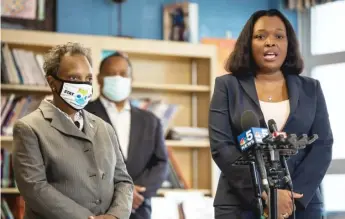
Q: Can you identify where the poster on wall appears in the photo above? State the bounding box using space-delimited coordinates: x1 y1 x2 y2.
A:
163 2 199 43
1 0 37 20
1 0 56 31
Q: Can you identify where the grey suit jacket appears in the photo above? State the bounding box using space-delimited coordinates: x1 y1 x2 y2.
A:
12 100 134 219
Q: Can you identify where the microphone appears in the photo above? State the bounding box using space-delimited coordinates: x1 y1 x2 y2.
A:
237 110 270 194
237 110 269 152
266 119 319 155
267 119 293 189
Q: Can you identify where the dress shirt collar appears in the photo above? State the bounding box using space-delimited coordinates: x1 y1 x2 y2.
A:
44 99 84 131
100 96 131 112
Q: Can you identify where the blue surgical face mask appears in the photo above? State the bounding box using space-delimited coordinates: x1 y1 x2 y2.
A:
102 75 132 102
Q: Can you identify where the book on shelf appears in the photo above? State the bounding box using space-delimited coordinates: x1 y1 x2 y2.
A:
130 98 180 138
161 147 190 190
130 98 190 191
1 94 44 136
1 198 14 219
151 191 214 219
1 43 47 86
1 149 16 189
167 126 208 141
1 196 25 219
1 143 26 219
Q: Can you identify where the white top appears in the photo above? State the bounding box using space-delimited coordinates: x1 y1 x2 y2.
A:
259 100 290 131
100 97 131 159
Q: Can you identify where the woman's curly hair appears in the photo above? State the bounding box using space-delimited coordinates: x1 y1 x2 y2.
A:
43 42 92 76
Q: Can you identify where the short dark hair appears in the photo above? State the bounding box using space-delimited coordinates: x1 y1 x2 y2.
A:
225 9 304 76
99 51 132 77
44 42 92 77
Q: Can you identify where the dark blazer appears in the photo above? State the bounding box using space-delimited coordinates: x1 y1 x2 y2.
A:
85 98 169 199
209 74 333 212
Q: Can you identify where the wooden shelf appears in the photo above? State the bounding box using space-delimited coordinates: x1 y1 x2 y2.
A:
1 136 14 151
0 187 211 196
157 188 211 196
1 29 217 58
1 137 209 149
165 140 209 148
1 136 13 142
1 188 20 194
1 84 51 94
1 83 210 94
132 82 210 92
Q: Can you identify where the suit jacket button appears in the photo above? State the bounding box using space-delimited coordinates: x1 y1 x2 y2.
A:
95 199 101 205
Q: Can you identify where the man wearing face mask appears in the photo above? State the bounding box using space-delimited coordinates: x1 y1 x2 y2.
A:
85 52 169 219
12 43 134 219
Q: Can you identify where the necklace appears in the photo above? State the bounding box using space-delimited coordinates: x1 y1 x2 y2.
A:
268 96 273 102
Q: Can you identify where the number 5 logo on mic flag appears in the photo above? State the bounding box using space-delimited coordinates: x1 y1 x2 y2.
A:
237 128 270 152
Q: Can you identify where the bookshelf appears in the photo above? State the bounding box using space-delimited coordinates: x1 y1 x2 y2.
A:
0 187 211 196
1 84 51 94
1 29 218 203
1 188 20 194
165 140 209 148
132 82 210 93
1 137 210 150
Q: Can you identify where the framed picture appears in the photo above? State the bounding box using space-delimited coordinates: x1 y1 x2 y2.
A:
1 0 56 31
163 2 198 43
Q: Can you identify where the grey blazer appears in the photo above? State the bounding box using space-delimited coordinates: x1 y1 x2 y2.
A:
12 100 134 219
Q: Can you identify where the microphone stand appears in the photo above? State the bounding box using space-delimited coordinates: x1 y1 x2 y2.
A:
266 135 298 219
249 161 264 218
268 155 293 219
266 143 285 219
267 159 280 219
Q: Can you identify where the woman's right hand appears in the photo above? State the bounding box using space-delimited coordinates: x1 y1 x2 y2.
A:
277 189 303 218
262 190 303 218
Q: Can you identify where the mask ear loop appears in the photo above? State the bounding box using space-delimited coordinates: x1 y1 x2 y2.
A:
49 74 79 110
50 74 65 96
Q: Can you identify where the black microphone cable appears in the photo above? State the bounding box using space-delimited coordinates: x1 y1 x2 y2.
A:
281 155 295 219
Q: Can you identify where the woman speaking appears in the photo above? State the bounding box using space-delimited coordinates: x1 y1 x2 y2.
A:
208 9 333 219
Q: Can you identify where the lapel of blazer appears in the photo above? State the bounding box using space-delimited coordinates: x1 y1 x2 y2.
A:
126 106 143 168
237 74 300 130
238 75 260 106
82 110 98 142
284 74 300 130
92 98 112 125
39 100 94 142
237 75 267 128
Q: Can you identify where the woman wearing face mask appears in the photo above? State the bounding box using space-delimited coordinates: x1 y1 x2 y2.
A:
12 43 134 219
85 52 169 219
209 9 333 219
